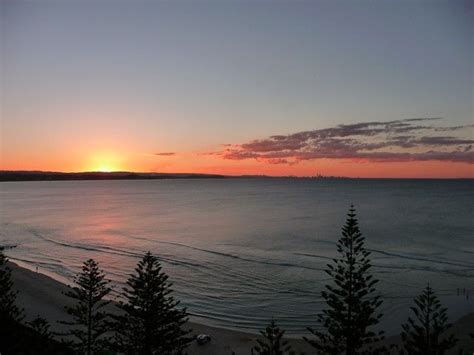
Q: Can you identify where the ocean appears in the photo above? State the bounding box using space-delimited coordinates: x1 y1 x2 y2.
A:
1 178 473 335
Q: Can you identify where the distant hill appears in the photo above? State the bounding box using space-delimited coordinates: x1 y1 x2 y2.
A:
0 170 227 182
0 170 358 182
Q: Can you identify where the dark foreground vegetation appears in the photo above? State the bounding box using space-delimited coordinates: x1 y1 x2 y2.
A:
0 249 72 354
1 207 471 354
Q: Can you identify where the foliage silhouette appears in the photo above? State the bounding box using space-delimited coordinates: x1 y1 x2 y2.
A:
400 284 457 354
251 319 294 355
0 247 24 353
113 251 192 355
0 247 23 322
60 258 112 354
29 316 53 339
1 248 72 354
303 206 384 354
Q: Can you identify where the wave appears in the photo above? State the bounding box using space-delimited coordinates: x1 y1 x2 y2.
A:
367 248 474 268
115 231 328 272
295 251 474 278
28 230 209 270
27 229 333 298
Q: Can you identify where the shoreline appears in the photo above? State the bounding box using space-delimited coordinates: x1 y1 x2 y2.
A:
9 261 314 354
9 257 294 337
8 261 474 354
2 171 473 182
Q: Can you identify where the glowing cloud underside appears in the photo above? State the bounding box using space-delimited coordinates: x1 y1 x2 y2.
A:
211 118 474 165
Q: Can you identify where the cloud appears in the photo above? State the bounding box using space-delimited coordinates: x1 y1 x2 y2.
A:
154 152 176 156
211 118 474 164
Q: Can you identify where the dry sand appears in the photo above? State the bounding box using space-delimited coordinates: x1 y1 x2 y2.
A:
9 262 474 354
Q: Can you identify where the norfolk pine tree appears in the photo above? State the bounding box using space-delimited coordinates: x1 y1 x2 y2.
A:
400 284 457 354
304 206 384 355
29 316 53 339
0 247 23 322
60 258 112 354
0 247 24 353
252 318 294 355
113 251 192 355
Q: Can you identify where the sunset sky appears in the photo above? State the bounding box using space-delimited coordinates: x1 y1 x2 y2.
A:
1 0 473 178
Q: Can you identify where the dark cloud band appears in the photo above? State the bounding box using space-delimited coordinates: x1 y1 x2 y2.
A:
213 118 474 164
154 152 176 156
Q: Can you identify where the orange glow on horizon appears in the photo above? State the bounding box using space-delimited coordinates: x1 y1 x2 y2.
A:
0 150 472 178
86 153 124 173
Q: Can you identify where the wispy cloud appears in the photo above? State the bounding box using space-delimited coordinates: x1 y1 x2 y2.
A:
211 118 474 164
154 152 176 156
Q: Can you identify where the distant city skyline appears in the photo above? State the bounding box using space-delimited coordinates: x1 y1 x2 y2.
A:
1 0 472 177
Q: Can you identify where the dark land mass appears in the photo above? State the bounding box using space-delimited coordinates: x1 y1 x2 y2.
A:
4 170 469 182
0 170 228 182
0 170 352 182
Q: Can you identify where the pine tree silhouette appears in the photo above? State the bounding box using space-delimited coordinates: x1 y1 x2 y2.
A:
401 284 457 354
60 258 112 354
114 251 192 355
252 318 294 355
0 247 23 322
29 316 52 339
303 206 384 354
0 247 24 353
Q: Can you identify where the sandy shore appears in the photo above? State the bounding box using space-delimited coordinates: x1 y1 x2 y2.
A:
9 262 474 354
9 262 313 354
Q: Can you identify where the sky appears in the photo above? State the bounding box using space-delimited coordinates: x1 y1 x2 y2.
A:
1 0 473 177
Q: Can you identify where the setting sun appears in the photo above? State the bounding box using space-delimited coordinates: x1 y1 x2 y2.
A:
95 164 116 173
1 2 473 352
87 153 123 172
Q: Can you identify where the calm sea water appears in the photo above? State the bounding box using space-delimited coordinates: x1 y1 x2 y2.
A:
1 179 473 335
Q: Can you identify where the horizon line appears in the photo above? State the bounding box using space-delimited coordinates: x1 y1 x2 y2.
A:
1 169 473 180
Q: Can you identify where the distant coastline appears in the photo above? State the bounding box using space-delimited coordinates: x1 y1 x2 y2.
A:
0 170 228 182
0 170 351 182
1 170 472 182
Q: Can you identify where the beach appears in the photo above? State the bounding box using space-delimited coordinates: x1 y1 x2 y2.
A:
9 261 474 354
3 179 473 336
9 262 314 354
3 0 473 352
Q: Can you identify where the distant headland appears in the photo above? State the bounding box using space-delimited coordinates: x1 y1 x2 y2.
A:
0 170 227 182
0 170 352 182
